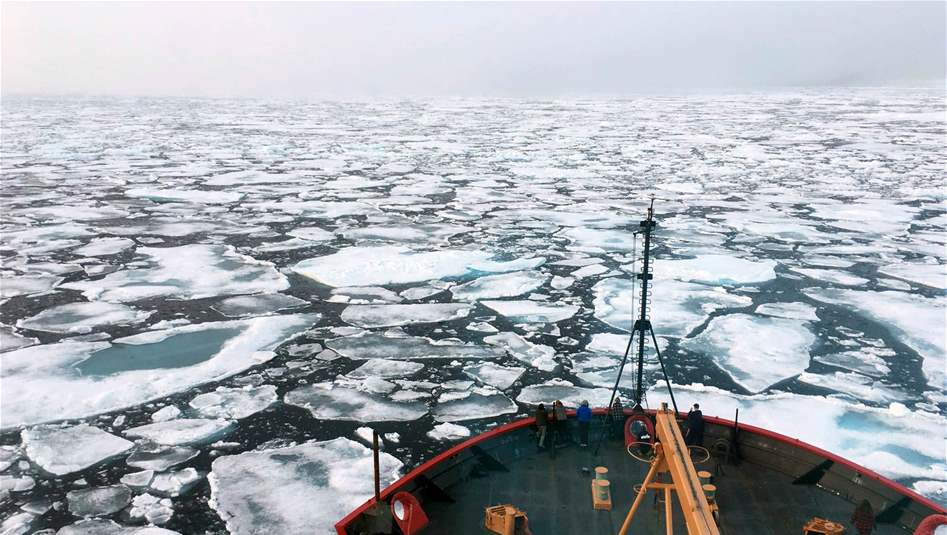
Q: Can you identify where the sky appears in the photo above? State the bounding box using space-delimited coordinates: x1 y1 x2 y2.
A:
2 2 945 98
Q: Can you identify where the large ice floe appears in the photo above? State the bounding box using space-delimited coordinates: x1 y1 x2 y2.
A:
484 332 557 371
125 419 237 445
804 288 946 390
188 385 278 419
480 301 579 323
432 387 518 422
451 270 549 301
17 302 153 334
21 424 133 476
658 255 777 285
285 383 428 422
682 314 816 393
340 303 472 328
63 244 289 302
327 332 499 360
209 438 402 534
1 314 317 428
516 379 614 408
292 245 542 287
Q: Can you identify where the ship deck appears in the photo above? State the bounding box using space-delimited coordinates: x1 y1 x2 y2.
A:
422 430 903 534
338 411 942 535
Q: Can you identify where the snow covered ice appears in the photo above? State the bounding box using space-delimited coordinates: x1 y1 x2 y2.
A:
21 425 133 476
209 438 402 534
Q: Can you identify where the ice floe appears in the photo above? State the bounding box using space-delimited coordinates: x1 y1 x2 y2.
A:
126 187 244 204
0 325 38 353
126 419 236 446
516 379 614 408
327 332 499 361
340 303 472 328
189 385 278 419
451 270 548 301
788 267 870 287
21 425 133 476
129 493 175 525
149 467 203 497
433 387 518 422
484 332 557 371
878 262 947 290
72 237 135 257
805 288 946 390
480 301 579 323
347 359 425 379
463 362 525 390
126 445 199 472
2 314 316 428
67 485 132 517
17 302 152 334
63 244 289 302
428 422 472 441
209 438 402 534
754 302 819 322
659 255 777 285
211 294 308 318
682 314 815 393
285 382 428 422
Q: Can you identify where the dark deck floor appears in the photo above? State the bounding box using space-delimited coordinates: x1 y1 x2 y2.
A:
420 430 906 535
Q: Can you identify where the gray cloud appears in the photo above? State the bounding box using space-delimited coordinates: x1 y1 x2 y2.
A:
2 2 944 97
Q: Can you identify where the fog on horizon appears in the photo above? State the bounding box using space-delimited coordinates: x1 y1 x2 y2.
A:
2 1 945 99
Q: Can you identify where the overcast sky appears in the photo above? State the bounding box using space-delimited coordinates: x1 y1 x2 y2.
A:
2 2 944 98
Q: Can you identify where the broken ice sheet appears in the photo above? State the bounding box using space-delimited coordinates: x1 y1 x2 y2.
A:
17 301 153 334
211 293 308 318
62 244 289 302
327 332 499 361
1 314 317 428
463 362 525 390
285 382 428 422
66 485 132 517
428 422 471 441
189 385 278 419
347 359 425 379
125 419 236 446
209 438 402 535
484 332 557 371
682 313 815 393
340 303 472 328
451 270 549 301
72 237 135 257
480 300 579 323
433 387 518 422
516 379 614 408
21 424 133 476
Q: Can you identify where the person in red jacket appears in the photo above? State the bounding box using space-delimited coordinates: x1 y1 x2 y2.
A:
851 499 876 535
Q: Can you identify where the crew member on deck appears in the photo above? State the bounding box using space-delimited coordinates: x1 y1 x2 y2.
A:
685 403 705 446
851 499 876 535
552 400 568 446
609 397 624 438
577 400 592 447
535 403 548 448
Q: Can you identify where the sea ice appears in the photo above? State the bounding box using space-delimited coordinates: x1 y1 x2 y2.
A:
1 314 316 428
292 245 492 287
480 301 579 323
327 333 499 361
659 255 777 285
347 359 425 379
125 419 236 446
813 350 891 378
754 302 819 322
682 314 815 393
797 372 906 404
126 187 244 204
129 493 175 525
63 244 289 302
151 405 182 422
484 332 557 371
462 362 525 390
149 467 203 497
285 383 428 422
433 388 518 422
286 226 336 242
17 302 152 334
788 267 870 287
516 379 613 408
428 423 471 441
340 303 472 328
209 438 402 535
805 288 946 390
126 445 199 472
189 385 278 419
0 325 37 353
72 237 135 257
211 294 308 318
878 262 947 290
66 485 132 517
451 270 548 301
1 273 62 299
21 424 133 476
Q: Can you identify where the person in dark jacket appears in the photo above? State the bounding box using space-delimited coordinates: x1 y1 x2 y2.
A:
851 499 876 535
576 400 592 447
609 397 625 438
552 400 568 447
684 403 705 446
535 403 548 448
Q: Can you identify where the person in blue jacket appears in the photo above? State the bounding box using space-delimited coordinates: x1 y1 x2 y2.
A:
577 400 592 447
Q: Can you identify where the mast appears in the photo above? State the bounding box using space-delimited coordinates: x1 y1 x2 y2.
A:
633 200 656 407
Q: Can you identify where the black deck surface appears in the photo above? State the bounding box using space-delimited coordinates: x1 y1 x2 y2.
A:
420 428 906 535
